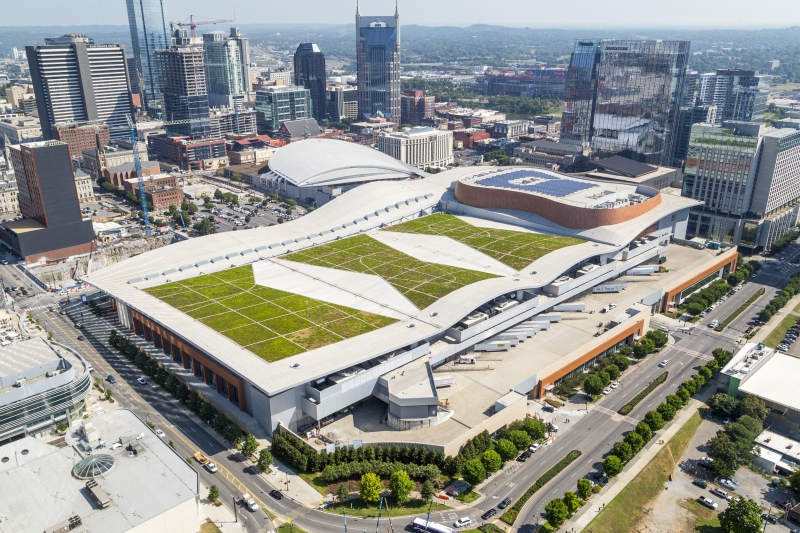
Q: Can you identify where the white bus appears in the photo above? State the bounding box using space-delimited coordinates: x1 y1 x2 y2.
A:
412 518 454 533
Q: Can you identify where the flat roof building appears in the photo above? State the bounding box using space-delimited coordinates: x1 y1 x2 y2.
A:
378 127 453 169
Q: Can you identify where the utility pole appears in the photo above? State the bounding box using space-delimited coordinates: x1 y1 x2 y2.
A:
233 496 238 522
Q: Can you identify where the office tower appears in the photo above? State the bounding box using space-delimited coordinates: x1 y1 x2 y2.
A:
378 127 453 169
229 27 252 100
561 39 690 167
126 0 171 112
673 105 717 165
293 43 326 122
400 90 434 126
44 34 94 45
327 85 358 122
51 122 110 159
203 31 244 108
254 85 312 133
155 46 211 138
683 122 800 251
689 69 769 124
356 2 400 121
0 140 95 262
127 56 141 95
26 42 134 141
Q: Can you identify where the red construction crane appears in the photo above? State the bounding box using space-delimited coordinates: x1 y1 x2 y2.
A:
177 15 234 38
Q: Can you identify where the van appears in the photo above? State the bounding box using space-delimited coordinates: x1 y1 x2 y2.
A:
458 356 476 364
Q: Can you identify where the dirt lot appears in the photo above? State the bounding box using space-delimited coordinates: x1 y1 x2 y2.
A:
637 412 798 533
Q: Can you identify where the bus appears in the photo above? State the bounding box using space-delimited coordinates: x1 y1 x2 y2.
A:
412 518 454 533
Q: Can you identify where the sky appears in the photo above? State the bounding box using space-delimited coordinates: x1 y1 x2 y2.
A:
3 0 799 27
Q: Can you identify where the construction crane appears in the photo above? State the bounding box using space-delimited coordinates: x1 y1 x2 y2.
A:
176 15 234 39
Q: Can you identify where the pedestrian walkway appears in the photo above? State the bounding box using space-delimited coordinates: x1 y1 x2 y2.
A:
564 386 714 531
750 291 800 345
263 457 327 507
199 480 249 532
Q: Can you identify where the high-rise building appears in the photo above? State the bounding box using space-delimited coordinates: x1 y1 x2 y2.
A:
254 85 312 133
377 127 453 169
356 2 400 122
155 46 211 138
400 90 434 126
687 69 769 124
0 140 95 262
561 39 690 167
293 43 326 122
229 27 252 100
327 85 358 122
203 31 244 108
43 34 94 45
682 122 800 251
673 105 717 165
126 0 171 112
127 56 141 96
26 42 134 141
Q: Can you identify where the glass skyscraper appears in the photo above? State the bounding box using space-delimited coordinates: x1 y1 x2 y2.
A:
561 39 690 167
294 43 327 122
126 0 171 113
356 3 400 121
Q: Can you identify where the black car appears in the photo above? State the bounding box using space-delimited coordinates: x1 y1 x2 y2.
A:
77 335 85 341
592 471 603 480
761 514 778 524
481 509 496 520
498 498 512 509
692 479 708 489
269 489 283 500
517 451 531 462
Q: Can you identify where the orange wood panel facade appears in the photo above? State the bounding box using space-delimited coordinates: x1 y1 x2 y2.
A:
661 250 738 312
130 309 247 411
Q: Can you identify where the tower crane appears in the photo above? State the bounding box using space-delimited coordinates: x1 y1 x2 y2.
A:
176 15 234 39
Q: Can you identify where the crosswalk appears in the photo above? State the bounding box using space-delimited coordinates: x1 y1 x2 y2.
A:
24 304 51 312
592 405 638 424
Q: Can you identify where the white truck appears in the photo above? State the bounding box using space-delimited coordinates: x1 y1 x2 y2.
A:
242 493 259 512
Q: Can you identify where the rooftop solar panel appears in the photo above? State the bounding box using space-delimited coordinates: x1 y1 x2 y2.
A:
474 170 597 198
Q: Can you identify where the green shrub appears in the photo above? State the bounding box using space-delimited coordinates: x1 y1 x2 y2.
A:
618 372 668 415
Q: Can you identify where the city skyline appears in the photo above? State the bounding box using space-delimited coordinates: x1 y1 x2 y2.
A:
2 0 799 27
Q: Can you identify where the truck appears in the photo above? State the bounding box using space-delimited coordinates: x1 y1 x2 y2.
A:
697 496 718 510
242 493 259 512
194 452 210 465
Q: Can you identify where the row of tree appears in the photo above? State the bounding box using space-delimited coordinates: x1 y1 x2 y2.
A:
555 350 632 396
543 479 596 529
681 279 733 317
322 460 440 482
759 272 800 322
727 260 761 287
769 230 800 256
706 394 770 477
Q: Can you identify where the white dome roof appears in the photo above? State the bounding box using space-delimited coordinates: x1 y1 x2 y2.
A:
267 138 420 188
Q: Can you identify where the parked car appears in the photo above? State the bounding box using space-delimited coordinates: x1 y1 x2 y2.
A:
710 487 728 499
723 418 731 425
529 442 542 453
611 381 619 389
517 451 531 462
498 498 512 509
720 478 737 491
698 496 718 510
699 457 713 468
761 514 778 524
693 479 708 488
603 388 612 395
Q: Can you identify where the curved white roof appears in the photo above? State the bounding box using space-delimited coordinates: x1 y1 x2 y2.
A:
267 138 420 188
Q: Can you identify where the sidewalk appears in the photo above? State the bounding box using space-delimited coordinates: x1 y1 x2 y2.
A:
199 480 249 533
262 456 329 507
749 291 800 345
565 385 714 532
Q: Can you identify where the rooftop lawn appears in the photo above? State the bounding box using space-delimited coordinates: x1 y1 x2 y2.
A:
383 213 584 271
144 265 396 362
283 234 497 309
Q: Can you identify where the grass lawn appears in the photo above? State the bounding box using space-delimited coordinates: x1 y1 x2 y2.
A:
456 490 480 503
284 234 497 309
145 265 397 362
763 313 800 348
299 472 328 496
278 523 308 533
200 521 222 533
384 213 584 271
684 499 722 532
584 410 704 533
323 498 449 517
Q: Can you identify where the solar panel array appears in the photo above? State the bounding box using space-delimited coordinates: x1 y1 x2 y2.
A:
475 169 598 198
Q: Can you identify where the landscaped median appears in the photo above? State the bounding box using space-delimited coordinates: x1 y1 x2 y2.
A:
715 287 765 331
499 450 582 525
618 372 668 416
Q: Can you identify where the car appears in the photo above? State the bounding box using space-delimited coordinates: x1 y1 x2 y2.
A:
454 517 473 528
710 305 717 311
543 405 555 412
529 442 542 453
205 461 219 473
745 326 754 333
592 471 603 480
107 375 116 384
659 326 670 333
498 498 512 509
699 457 713 468
611 381 619 389
48 307 54 312
700 312 707 317
603 388 612 395
720 478 737 491
77 335 85 341
608 303 617 309
761 514 778 524
110 442 123 450
698 496 718 510
710 487 728 499
709 320 719 328
268 489 284 500
517 451 531 462
136 432 145 440
659 360 669 367
87 364 94 373
751 274 757 279
722 418 731 425
155 429 165 438
242 494 259 512
59 309 66 315
724 477 739 486
693 479 708 488
481 509 497 520
137 377 147 386
75 323 83 328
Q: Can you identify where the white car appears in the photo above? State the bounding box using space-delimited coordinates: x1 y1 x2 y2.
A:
110 442 123 450
155 429 165 438
529 442 541 453
608 303 617 309
659 326 670 333
610 381 619 389
709 320 719 328
454 518 472 528
602 387 612 395
659 360 669 367
137 377 147 385
205 461 219 473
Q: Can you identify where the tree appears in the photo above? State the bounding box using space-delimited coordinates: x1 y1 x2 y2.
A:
633 338 656 358
613 354 630 372
705 359 720 374
193 218 217 235
699 366 713 380
602 455 624 477
789 466 800 494
338 483 350 503
507 430 532 451
242 434 259 459
577 478 592 500
666 395 683 411
208 484 220 502
277 217 284 224
257 448 273 471
462 458 486 486
736 415 763 438
389 470 414 504
657 402 677 422
545 498 569 528
613 441 633 463
598 371 611 387
421 479 436 501
496 439 518 461
738 395 769 422
481 449 502 473
606 364 621 381
719 497 763 533
563 491 581 514
523 418 547 440
646 330 668 348
104 388 113 402
709 433 738 478
245 215 251 223
625 431 644 454
359 473 382 504
584 374 604 395
644 410 666 431
636 422 653 442
676 388 691 405
713 348 733 367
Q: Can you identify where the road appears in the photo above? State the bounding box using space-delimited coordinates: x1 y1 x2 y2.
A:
1 242 795 533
